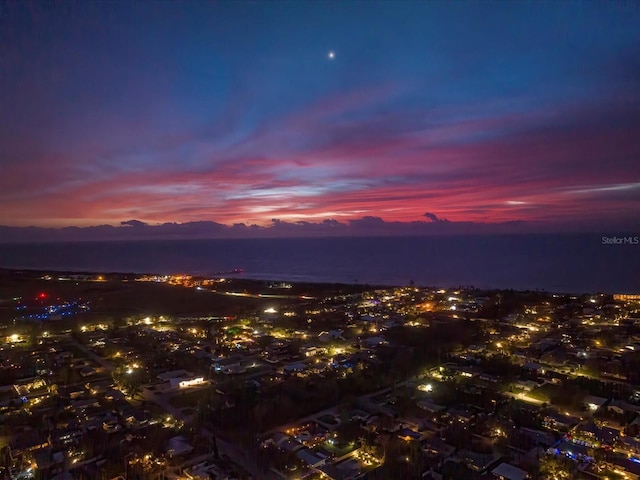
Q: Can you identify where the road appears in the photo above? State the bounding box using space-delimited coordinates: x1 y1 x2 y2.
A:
70 339 115 372
504 390 546 406
209 289 315 300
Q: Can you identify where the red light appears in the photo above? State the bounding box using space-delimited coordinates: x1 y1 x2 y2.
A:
37 292 48 300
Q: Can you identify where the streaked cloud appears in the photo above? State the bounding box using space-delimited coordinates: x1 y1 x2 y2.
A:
0 1 638 233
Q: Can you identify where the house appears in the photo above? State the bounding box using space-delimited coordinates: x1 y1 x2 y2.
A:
520 427 556 448
572 420 620 447
104 389 126 402
492 462 529 480
617 435 640 456
363 336 386 347
522 362 545 375
417 400 446 414
459 449 499 472
452 365 480 378
0 386 19 409
448 406 481 425
169 375 206 390
296 448 325 467
282 362 307 374
166 436 194 457
479 373 501 383
157 369 193 381
71 397 100 410
124 408 151 429
543 411 579 432
34 448 64 471
537 339 559 352
54 351 73 363
318 330 343 342
302 346 321 357
514 380 538 392
273 432 304 452
11 427 50 451
584 395 608 412
397 427 423 442
78 366 96 377
50 472 73 480
212 357 244 373
366 414 400 433
422 437 456 458
318 463 360 480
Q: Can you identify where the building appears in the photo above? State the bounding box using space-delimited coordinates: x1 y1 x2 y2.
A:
492 462 529 480
614 294 640 301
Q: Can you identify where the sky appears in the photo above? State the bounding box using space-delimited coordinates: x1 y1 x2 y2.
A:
1 0 639 235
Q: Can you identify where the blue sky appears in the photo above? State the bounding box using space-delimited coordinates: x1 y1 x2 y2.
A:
1 0 639 232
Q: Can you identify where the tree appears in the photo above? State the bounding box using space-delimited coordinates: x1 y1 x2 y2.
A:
537 454 573 479
337 394 357 423
336 419 364 444
60 363 75 386
112 366 143 398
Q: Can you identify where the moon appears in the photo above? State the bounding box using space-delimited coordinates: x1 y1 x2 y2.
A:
328 51 335 59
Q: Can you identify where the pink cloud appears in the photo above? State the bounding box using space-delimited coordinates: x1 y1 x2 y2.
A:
1 86 638 231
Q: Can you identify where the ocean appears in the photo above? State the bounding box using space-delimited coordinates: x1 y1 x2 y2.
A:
0 235 638 293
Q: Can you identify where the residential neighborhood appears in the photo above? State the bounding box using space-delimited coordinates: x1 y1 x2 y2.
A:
1 270 640 479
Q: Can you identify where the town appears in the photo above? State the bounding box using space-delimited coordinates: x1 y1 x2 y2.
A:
1 269 640 480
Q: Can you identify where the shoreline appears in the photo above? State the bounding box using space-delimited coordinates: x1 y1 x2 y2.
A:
1 266 632 297
0 235 637 295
